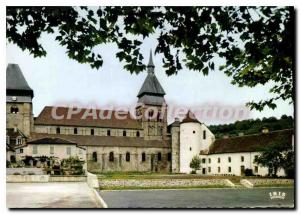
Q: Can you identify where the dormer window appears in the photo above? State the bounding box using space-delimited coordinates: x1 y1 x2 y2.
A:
16 137 22 145
10 106 19 114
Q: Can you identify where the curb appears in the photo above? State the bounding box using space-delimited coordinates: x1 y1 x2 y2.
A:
92 188 108 208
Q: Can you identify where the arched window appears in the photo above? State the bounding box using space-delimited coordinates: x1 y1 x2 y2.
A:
10 106 19 114
142 152 146 162
126 152 130 162
92 152 97 162
158 152 162 161
56 127 60 134
74 128 78 134
203 130 206 139
136 131 140 137
109 152 114 162
107 130 111 136
167 153 171 161
91 129 94 135
123 130 126 137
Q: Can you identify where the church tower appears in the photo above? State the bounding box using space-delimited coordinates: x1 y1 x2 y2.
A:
6 64 34 137
136 51 167 141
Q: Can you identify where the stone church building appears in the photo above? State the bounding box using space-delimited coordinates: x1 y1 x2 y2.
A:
6 53 293 176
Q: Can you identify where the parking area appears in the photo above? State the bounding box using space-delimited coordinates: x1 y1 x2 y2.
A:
7 182 100 208
99 187 294 208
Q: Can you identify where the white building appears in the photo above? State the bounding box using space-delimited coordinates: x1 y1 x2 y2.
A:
178 112 293 176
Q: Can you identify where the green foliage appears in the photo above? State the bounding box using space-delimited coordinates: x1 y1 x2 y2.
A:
254 138 292 177
6 6 294 111
244 168 253 176
189 155 201 173
61 156 85 175
282 151 295 178
209 115 293 139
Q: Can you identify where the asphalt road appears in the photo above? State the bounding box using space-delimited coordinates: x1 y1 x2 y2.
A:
7 182 100 208
99 187 294 208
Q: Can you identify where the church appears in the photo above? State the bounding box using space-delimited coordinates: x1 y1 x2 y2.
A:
6 52 293 176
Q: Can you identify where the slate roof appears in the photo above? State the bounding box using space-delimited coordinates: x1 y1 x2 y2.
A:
207 129 293 154
29 133 171 148
27 137 78 145
137 51 165 100
6 64 34 98
34 106 142 129
181 111 201 124
137 73 166 98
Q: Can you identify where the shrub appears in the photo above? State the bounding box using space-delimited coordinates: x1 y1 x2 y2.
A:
61 156 85 175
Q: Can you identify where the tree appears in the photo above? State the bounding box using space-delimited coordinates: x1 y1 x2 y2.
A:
254 138 291 177
189 155 201 174
282 151 295 178
6 6 294 110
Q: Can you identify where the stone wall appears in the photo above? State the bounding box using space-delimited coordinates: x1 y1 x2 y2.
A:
7 174 50 183
6 102 33 136
246 179 294 187
49 175 86 182
7 168 45 175
99 178 232 188
86 146 171 173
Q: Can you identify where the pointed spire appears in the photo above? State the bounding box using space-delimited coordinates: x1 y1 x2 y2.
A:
147 49 155 74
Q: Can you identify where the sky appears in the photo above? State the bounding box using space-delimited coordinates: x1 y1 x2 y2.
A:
6 31 294 125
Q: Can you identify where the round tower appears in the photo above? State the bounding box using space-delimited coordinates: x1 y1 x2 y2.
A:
179 111 202 173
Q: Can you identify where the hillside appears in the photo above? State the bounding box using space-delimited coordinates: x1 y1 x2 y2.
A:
208 115 294 139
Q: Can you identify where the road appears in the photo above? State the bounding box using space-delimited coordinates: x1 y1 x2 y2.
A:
7 182 100 208
99 187 294 208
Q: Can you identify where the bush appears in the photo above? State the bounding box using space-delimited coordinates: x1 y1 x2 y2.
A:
61 156 85 175
244 168 253 176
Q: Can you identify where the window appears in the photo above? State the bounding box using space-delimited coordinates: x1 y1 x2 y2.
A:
241 156 244 162
148 110 154 120
203 130 206 139
74 128 78 134
50 146 54 155
208 167 211 173
126 152 130 162
190 147 192 151
123 130 126 137
168 153 172 161
228 157 231 163
218 157 221 163
16 137 22 145
202 158 206 164
142 152 146 162
254 155 258 162
10 106 19 114
228 167 231 173
6 136 9 144
33 145 38 154
109 152 114 162
66 147 71 155
92 152 97 162
56 127 60 134
158 152 162 161
107 130 111 136
136 131 140 137
254 166 258 173
208 158 211 164
91 129 94 135
20 149 23 154
193 130 196 134
218 167 221 173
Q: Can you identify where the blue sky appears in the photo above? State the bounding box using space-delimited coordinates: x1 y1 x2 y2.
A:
6 31 293 125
